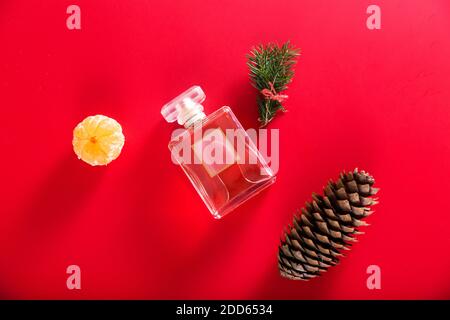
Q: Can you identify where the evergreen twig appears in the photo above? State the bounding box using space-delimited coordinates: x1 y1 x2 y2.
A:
247 41 300 126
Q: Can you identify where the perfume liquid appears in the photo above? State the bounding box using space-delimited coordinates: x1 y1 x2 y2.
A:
162 86 276 218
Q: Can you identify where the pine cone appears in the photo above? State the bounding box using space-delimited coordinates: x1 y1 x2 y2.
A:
278 169 379 280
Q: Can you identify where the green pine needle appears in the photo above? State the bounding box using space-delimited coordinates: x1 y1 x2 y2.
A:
247 41 300 126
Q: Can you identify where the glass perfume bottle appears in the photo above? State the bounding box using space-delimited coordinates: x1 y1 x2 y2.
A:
161 86 276 219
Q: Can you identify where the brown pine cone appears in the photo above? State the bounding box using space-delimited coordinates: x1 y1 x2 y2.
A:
278 168 379 280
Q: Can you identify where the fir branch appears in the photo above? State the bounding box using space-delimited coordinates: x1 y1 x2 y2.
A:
247 41 300 126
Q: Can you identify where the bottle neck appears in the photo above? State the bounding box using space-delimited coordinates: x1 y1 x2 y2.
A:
176 98 206 128
184 111 206 128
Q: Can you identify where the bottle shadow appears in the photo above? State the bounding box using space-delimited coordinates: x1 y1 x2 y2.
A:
147 79 282 297
122 122 193 284
128 120 273 297
157 184 272 298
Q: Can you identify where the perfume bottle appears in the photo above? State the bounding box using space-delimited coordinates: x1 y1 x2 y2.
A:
161 86 276 219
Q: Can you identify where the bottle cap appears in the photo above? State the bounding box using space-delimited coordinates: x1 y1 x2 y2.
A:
161 86 206 126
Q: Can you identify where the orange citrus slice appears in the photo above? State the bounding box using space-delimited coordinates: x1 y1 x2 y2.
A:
72 115 125 166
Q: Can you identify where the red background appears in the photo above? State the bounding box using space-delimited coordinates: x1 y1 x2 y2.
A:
0 0 449 299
